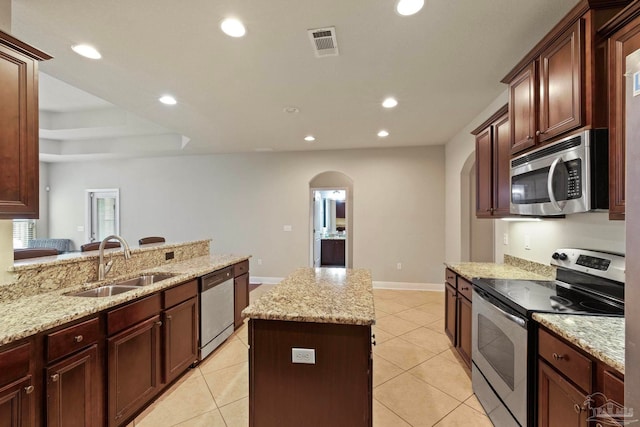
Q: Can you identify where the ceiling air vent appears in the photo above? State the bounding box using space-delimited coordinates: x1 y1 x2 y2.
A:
308 27 339 57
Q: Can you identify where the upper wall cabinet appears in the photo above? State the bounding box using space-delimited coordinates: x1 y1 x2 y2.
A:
472 105 511 218
0 30 51 219
502 1 629 156
600 1 640 220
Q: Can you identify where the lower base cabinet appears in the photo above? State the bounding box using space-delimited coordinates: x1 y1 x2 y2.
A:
0 341 35 427
163 296 198 383
443 268 472 369
456 294 472 367
444 283 456 345
234 273 249 328
538 360 589 427
249 319 372 427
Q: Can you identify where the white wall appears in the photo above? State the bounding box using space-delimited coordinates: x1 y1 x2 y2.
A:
47 146 445 283
37 162 49 238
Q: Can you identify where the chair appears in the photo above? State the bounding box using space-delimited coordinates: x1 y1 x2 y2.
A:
14 248 59 260
138 237 166 245
80 241 121 252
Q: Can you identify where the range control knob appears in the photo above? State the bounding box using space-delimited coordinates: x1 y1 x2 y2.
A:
552 252 568 261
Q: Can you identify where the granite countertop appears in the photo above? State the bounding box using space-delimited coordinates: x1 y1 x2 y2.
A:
0 253 249 347
445 261 555 282
533 313 624 375
242 267 375 326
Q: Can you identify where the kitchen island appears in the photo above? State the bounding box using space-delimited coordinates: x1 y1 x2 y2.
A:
242 267 375 427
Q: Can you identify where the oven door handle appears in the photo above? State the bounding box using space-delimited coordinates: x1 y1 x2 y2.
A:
547 156 566 212
475 290 527 328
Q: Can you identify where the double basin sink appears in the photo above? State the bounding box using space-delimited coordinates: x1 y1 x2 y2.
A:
66 273 178 298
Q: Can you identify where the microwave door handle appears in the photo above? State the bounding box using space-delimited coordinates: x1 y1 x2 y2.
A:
547 157 563 212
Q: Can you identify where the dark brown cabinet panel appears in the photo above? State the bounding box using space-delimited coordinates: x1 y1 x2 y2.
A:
538 360 589 427
444 283 457 346
249 319 371 427
509 63 537 154
0 376 33 427
456 294 472 368
336 201 346 218
0 30 51 219
472 106 511 218
538 20 583 142
320 239 345 267
46 345 99 427
443 268 471 368
234 273 249 329
107 315 161 427
163 297 198 383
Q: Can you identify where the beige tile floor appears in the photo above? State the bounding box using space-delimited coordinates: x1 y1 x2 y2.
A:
131 287 492 427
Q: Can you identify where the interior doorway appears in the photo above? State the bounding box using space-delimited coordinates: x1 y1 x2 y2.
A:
309 171 353 268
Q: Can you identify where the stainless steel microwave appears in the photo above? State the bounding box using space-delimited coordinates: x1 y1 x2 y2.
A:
509 129 609 216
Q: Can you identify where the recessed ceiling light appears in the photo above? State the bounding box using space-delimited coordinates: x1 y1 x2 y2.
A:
396 0 424 16
382 97 398 108
221 18 246 37
304 135 316 142
71 44 102 59
283 106 300 114
159 95 177 105
378 130 390 137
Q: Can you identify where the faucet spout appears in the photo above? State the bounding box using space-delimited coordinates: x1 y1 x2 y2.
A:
98 235 132 281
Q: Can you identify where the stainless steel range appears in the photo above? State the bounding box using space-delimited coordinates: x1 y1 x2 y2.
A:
471 249 624 427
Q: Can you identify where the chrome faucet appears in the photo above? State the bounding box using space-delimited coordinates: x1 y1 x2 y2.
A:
98 235 132 281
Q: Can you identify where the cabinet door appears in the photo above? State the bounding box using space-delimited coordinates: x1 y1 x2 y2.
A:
164 297 198 383
509 62 537 154
539 20 583 141
608 15 640 220
538 361 589 427
492 113 511 216
107 315 161 427
0 34 47 219
456 295 472 368
475 126 494 218
444 284 457 346
0 376 33 427
234 273 249 329
46 345 99 427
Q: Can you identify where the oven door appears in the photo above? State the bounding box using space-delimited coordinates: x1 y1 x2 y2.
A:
472 289 528 426
510 131 590 216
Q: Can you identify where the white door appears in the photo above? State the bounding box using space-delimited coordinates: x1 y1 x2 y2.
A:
86 189 120 242
313 192 323 267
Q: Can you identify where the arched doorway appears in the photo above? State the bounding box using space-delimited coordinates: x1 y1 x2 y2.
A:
460 153 494 262
309 171 354 268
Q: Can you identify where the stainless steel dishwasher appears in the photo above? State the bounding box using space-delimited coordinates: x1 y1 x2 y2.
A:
199 267 235 360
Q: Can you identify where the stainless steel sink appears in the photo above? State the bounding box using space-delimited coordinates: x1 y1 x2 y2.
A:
113 273 177 287
66 285 140 298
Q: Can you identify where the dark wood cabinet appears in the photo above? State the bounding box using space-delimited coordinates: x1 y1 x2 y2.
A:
538 360 589 427
234 273 249 329
443 268 471 369
321 239 345 267
509 63 537 154
0 30 51 219
163 297 198 384
603 6 640 220
472 106 511 218
107 296 162 427
336 201 345 218
46 345 99 427
249 319 371 427
0 341 34 427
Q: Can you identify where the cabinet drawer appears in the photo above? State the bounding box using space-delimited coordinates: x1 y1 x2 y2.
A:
107 294 162 336
0 341 31 387
538 328 592 392
234 260 249 277
47 317 100 362
164 279 198 309
457 277 473 301
445 268 457 288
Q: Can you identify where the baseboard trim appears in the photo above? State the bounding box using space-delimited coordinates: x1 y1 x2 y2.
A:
373 281 444 291
250 276 444 292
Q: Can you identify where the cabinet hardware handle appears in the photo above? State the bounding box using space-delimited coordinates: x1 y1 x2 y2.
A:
156 321 163 326
461 287 469 291
24 385 34 394
74 335 83 343
526 135 533 140
51 374 59 382
552 352 565 361
573 403 583 413
166 315 172 320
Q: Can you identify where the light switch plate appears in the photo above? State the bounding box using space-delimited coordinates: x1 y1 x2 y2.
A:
283 225 292 232
292 348 315 364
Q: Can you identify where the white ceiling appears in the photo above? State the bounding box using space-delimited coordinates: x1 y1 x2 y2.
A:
11 0 580 160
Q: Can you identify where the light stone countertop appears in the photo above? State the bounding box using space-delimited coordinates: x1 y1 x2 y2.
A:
445 261 555 282
0 253 249 347
533 313 624 375
242 268 375 326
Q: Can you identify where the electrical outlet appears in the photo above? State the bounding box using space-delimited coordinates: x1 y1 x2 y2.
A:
503 233 509 245
524 235 531 250
165 251 175 260
283 225 292 232
77 225 84 232
396 262 402 270
291 348 315 364
257 259 263 265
